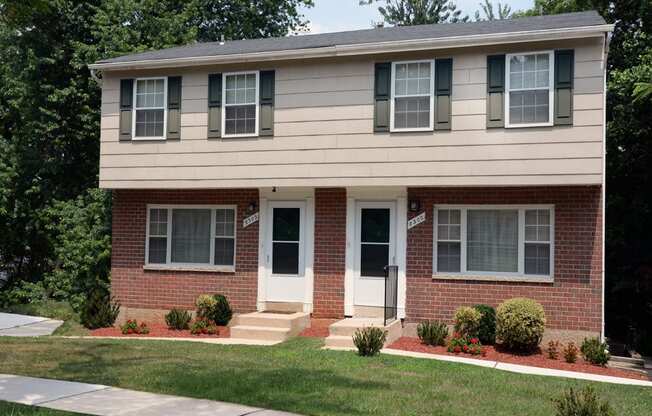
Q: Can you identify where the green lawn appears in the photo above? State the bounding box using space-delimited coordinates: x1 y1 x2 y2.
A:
0 300 88 336
0 337 649 415
0 401 87 415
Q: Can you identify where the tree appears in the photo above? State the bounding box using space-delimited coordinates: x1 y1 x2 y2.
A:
360 0 469 25
474 0 511 21
0 0 314 306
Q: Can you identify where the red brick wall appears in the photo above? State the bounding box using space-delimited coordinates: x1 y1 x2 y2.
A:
312 188 347 317
111 189 259 313
406 186 603 332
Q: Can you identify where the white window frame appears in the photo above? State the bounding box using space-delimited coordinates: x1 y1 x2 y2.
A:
390 60 435 132
145 204 237 270
221 70 260 138
132 77 167 140
505 51 555 128
432 204 554 279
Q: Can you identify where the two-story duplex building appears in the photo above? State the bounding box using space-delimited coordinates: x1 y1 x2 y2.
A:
90 11 612 343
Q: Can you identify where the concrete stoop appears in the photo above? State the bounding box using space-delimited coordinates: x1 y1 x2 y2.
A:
324 317 402 349
229 311 310 342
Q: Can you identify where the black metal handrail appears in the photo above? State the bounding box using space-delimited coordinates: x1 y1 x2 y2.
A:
384 265 398 326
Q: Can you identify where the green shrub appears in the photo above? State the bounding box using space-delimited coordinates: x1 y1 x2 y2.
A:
120 319 149 335
353 327 387 357
495 297 546 351
417 320 448 346
554 387 614 416
165 308 191 330
563 342 579 363
80 288 120 329
195 294 233 325
474 304 496 345
211 294 233 325
190 318 218 335
453 306 481 338
581 338 610 366
195 294 216 320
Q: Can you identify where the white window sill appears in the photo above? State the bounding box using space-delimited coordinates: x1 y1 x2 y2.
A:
432 274 553 284
143 264 235 273
132 137 166 141
505 123 554 129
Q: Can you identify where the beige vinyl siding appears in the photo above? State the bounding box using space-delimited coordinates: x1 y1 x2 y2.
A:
99 37 605 189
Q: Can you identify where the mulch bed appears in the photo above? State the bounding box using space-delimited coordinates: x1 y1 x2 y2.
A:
299 318 338 338
90 323 230 339
387 337 649 381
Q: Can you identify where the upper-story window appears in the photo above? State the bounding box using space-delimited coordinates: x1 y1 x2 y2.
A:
222 71 259 137
391 60 434 132
133 78 167 140
505 51 554 128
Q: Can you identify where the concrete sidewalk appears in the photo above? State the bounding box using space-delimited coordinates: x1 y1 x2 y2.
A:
0 312 63 336
0 374 301 416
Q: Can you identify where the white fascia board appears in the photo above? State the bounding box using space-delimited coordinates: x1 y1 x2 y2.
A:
89 24 614 71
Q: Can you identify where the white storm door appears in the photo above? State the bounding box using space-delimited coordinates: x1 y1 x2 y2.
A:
265 201 306 303
353 201 396 307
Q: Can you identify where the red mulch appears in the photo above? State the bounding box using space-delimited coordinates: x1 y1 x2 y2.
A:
388 337 649 381
90 323 230 338
299 318 338 338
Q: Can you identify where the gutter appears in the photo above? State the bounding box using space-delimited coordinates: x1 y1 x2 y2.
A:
89 24 614 71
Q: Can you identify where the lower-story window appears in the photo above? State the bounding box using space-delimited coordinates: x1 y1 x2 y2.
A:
146 205 236 267
433 205 554 278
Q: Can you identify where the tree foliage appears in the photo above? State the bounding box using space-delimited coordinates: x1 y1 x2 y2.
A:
360 0 469 25
0 0 313 307
474 0 511 21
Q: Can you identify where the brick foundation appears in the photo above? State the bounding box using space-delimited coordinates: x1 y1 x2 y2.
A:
111 189 259 314
405 186 603 333
312 188 347 318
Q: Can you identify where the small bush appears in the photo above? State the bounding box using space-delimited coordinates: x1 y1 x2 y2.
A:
563 342 579 363
80 288 120 329
474 304 496 345
447 332 484 355
195 294 217 320
417 320 448 346
495 297 546 351
120 319 150 335
190 318 218 335
581 337 610 366
353 327 387 356
547 340 561 360
211 294 233 326
554 386 614 416
165 308 191 330
195 294 233 326
453 306 481 338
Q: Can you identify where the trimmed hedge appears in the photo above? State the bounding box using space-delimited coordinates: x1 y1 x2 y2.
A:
496 297 546 351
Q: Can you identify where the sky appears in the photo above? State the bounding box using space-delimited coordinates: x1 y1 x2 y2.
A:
302 0 535 34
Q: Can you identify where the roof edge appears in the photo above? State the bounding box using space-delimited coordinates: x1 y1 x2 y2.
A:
90 24 614 71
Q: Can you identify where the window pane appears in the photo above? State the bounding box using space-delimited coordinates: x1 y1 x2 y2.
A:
149 208 168 236
214 238 235 266
136 79 164 109
394 97 430 129
509 91 549 124
361 209 389 243
148 237 167 264
215 209 235 237
437 242 461 272
395 62 430 98
225 74 256 106
361 243 389 277
273 208 300 241
437 209 461 241
171 209 211 264
224 105 256 135
525 243 550 275
135 109 164 137
467 210 518 273
272 242 299 274
525 209 551 242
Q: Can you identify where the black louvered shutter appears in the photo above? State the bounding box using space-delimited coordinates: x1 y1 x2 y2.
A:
166 76 182 139
554 49 574 125
434 58 452 131
374 63 391 132
259 70 275 136
119 79 133 141
207 74 222 138
486 55 505 128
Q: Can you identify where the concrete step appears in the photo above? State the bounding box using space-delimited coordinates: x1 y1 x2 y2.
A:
324 318 403 350
233 312 309 330
229 325 292 342
329 317 386 337
324 335 356 349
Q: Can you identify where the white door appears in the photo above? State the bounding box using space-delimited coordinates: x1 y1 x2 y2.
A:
354 201 396 307
265 201 306 303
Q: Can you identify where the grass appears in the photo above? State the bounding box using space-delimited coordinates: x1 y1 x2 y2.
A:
0 300 88 336
0 401 87 415
0 337 649 416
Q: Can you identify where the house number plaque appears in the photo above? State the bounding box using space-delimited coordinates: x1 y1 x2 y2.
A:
243 212 259 228
407 212 426 230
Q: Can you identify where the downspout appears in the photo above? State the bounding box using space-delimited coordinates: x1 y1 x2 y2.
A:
600 31 610 342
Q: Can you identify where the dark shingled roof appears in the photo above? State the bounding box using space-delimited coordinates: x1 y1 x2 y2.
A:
97 11 607 65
